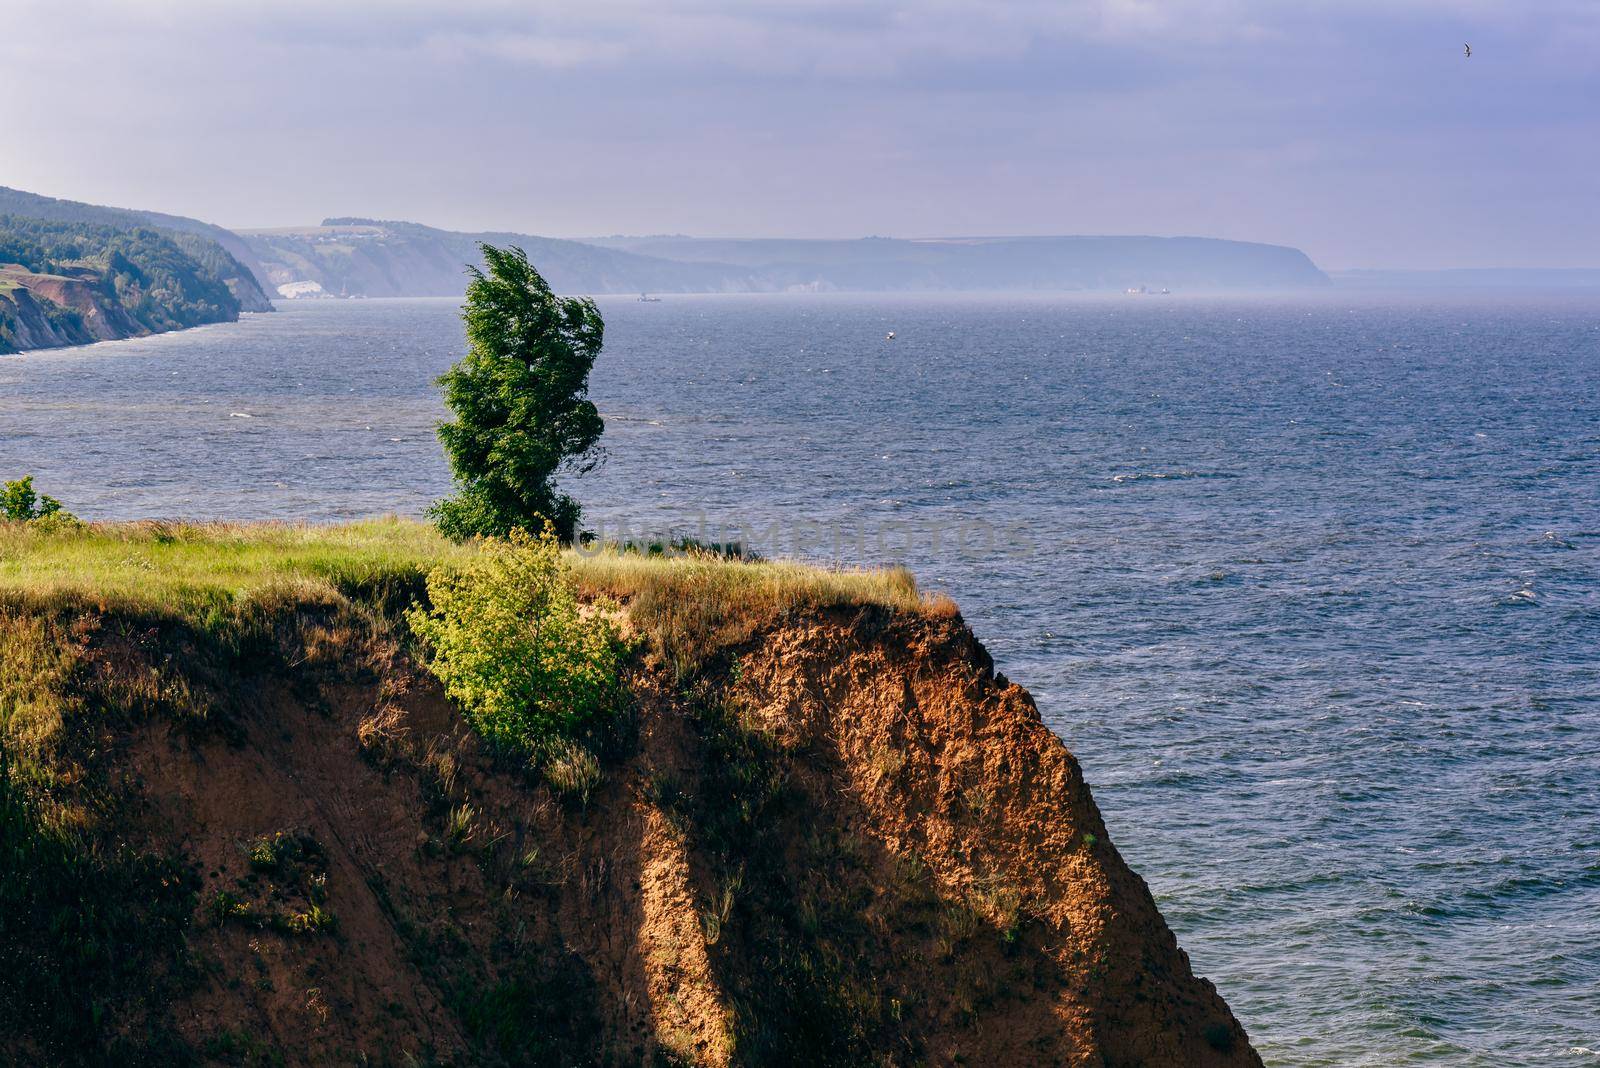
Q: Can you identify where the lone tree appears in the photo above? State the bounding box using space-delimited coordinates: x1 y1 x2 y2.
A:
431 244 605 541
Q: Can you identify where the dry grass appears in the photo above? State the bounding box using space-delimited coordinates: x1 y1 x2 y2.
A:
571 546 953 676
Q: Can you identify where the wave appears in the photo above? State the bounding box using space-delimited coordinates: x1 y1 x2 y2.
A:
1109 470 1240 484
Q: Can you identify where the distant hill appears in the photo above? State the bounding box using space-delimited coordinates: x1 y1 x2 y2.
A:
0 185 1332 308
586 234 1332 291
0 187 272 312
0 215 245 354
239 220 763 299
245 222 1329 298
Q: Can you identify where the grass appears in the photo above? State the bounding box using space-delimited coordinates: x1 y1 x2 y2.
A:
0 516 473 618
0 517 954 681
0 517 944 617
572 543 952 677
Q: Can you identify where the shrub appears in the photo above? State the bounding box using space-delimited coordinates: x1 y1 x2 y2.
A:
407 527 624 757
1 475 72 522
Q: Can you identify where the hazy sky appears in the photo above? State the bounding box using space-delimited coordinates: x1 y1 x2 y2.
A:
2 0 1595 269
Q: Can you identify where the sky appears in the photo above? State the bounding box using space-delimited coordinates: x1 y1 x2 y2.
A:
1 0 1596 270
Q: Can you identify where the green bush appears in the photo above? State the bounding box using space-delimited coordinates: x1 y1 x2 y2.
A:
407 527 624 756
1 476 73 523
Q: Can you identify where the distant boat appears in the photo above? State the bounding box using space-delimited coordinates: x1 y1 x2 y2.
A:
885 331 896 340
638 293 662 302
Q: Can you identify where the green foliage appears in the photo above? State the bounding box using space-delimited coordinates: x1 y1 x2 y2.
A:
1 475 71 523
0 517 470 620
407 527 624 757
0 213 243 340
431 243 605 542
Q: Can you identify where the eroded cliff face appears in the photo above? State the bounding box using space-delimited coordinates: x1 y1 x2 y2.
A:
0 284 71 350
0 267 152 354
0 267 153 350
0 602 1259 1066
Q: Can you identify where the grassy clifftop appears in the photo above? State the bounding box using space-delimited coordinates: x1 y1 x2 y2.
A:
0 517 932 640
0 519 1258 1067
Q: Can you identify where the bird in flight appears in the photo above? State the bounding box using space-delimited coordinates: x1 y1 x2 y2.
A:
1464 43 1471 57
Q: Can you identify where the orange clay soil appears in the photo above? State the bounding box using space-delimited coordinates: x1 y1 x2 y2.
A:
5 602 1261 1067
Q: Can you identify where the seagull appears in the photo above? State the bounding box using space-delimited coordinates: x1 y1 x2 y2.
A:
1464 43 1471 57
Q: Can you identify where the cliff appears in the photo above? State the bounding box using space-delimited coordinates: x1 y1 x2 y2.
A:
0 266 149 350
0 520 1260 1066
0 215 251 355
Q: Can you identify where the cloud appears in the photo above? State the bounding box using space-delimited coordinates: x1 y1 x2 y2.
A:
0 0 1597 267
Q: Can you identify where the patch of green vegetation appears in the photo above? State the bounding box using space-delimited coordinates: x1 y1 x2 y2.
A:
215 832 337 937
408 527 627 762
604 534 760 561
244 830 323 878
274 903 337 936
1 475 73 524
0 516 471 621
203 1027 285 1067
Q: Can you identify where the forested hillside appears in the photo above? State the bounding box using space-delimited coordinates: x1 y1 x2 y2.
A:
0 216 247 353
0 187 272 312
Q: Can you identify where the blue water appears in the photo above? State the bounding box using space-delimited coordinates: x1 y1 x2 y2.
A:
3 294 1598 1065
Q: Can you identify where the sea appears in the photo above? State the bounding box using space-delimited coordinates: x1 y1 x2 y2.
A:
2 292 1597 1066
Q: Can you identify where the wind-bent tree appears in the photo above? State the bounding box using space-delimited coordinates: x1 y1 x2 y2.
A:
431 244 605 541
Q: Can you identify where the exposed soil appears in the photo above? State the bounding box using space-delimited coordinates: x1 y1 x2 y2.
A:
7 602 1261 1066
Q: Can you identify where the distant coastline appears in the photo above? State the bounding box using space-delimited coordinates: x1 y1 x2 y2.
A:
243 221 1332 299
